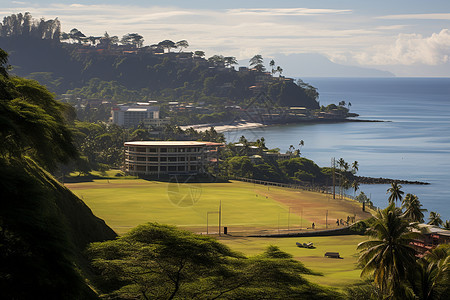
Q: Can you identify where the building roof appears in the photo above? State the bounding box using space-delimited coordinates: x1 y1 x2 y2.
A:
204 142 225 146
117 105 159 112
418 224 450 237
126 108 151 112
125 141 207 146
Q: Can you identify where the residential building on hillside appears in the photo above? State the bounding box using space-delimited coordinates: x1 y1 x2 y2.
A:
112 103 167 127
412 224 450 256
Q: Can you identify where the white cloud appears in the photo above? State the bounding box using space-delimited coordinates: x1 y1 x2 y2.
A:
0 4 366 59
2 3 450 75
227 8 352 16
377 13 450 20
355 29 450 65
375 25 409 31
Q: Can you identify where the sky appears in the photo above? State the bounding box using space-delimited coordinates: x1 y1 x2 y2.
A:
1 0 450 77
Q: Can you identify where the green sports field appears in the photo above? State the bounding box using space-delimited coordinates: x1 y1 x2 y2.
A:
67 179 371 235
66 178 370 288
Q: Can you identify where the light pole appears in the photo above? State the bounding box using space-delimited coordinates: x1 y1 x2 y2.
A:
207 211 218 234
288 207 292 231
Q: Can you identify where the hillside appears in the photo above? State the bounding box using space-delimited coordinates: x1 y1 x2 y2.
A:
0 13 319 110
0 158 117 298
0 46 117 298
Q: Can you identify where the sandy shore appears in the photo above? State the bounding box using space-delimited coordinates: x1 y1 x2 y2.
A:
180 121 265 133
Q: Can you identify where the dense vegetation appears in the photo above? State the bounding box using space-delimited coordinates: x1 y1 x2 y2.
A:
1 12 319 115
0 49 116 298
345 185 450 300
350 203 450 299
0 47 345 299
88 223 339 299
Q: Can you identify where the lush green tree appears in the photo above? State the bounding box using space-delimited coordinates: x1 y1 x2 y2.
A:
0 50 112 299
296 79 320 101
0 76 77 170
249 54 265 72
410 245 450 300
224 56 237 68
386 182 404 204
357 204 421 298
0 48 9 77
208 54 225 66
226 156 253 178
194 50 205 58
175 39 189 52
269 59 275 75
88 223 245 299
444 220 450 230
121 33 144 48
88 223 338 299
1 13 61 40
428 211 444 227
299 139 304 150
279 157 323 182
276 65 283 76
69 28 85 43
401 193 427 223
352 180 360 197
158 39 176 53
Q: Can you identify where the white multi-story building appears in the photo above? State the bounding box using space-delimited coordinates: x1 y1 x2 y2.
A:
112 104 163 127
124 141 222 176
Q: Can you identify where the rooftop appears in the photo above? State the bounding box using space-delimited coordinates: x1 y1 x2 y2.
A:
125 141 207 146
418 224 450 237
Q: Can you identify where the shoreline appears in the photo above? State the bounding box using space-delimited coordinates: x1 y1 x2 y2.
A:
357 176 429 185
181 118 385 133
180 121 265 133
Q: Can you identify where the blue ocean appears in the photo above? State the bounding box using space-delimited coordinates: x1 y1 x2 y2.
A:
225 77 450 221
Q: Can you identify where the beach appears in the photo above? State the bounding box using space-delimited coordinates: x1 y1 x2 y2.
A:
181 121 265 133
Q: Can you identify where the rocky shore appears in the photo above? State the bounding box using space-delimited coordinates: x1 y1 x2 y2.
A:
356 176 429 185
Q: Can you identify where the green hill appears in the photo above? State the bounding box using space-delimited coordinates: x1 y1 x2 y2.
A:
0 157 117 298
0 13 319 110
0 46 117 298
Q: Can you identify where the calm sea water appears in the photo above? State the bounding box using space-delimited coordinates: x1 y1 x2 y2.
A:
225 78 450 221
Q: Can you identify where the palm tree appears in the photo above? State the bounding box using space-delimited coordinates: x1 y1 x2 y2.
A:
428 211 443 227
402 193 427 223
338 158 346 170
298 140 304 156
444 220 450 230
351 180 360 197
339 178 351 199
276 66 283 76
386 182 404 204
411 245 450 300
269 59 275 75
352 161 359 174
357 204 421 297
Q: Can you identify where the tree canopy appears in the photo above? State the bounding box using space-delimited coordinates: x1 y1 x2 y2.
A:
88 223 338 299
0 50 77 170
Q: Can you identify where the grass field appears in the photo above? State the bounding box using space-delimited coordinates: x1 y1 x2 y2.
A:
218 235 366 288
66 178 370 288
66 179 371 235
